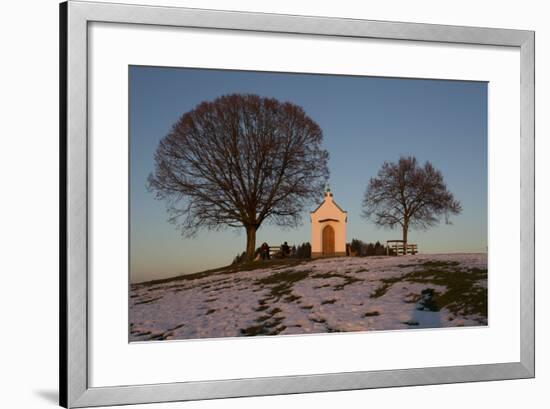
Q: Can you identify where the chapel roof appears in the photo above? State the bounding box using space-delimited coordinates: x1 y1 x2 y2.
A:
310 186 347 215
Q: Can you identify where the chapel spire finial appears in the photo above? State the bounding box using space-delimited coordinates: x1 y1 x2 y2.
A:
324 182 332 197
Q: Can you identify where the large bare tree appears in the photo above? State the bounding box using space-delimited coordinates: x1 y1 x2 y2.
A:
148 94 329 261
362 156 462 254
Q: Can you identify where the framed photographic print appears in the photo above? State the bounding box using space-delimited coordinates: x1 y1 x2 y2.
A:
60 1 535 407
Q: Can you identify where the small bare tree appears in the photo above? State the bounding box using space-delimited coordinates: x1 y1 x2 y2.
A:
362 156 462 254
148 94 329 261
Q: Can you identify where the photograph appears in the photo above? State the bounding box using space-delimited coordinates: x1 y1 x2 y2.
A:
129 66 488 341
1 0 541 407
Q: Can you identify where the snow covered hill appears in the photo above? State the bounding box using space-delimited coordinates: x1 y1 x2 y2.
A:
130 253 487 341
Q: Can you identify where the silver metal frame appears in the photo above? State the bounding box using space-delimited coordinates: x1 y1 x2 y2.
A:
60 1 535 407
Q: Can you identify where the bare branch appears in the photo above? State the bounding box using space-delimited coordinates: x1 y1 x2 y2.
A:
362 156 462 248
148 94 330 260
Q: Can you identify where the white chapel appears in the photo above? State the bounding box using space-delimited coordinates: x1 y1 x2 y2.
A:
310 186 347 258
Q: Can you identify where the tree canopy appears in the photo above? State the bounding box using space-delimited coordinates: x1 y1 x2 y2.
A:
148 94 329 260
362 156 462 253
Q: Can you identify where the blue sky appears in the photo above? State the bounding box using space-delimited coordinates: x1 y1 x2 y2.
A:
130 66 487 283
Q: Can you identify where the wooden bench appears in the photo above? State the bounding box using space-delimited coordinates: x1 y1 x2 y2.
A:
386 240 418 255
268 245 294 258
269 246 281 257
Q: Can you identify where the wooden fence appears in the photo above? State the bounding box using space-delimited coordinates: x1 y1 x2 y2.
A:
386 240 418 255
269 246 281 257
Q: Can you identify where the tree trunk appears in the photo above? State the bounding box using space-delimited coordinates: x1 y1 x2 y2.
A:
245 225 257 261
402 223 408 255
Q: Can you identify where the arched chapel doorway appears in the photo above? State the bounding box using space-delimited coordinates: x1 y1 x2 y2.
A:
322 225 335 255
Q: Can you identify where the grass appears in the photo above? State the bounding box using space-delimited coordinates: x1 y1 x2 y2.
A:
255 270 310 303
284 294 301 303
421 260 460 268
370 263 487 318
232 258 307 273
130 323 186 341
257 270 310 286
406 268 487 317
134 297 163 305
240 307 286 336
130 329 151 337
402 320 419 326
311 271 363 291
370 276 402 298
364 311 380 317
305 313 342 333
397 260 460 269
132 258 308 289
